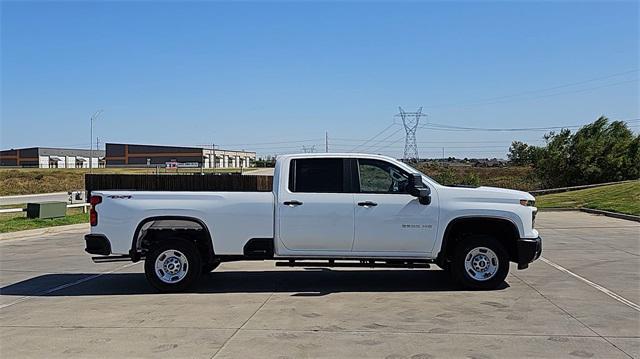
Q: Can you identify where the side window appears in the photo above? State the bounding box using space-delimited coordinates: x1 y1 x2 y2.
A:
289 158 344 193
358 159 409 194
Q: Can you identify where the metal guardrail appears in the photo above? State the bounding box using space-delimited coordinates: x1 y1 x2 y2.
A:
0 203 90 214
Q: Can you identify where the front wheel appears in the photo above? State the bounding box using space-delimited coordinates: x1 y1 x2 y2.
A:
451 235 509 290
144 238 202 292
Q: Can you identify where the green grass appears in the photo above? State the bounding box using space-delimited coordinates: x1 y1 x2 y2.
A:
0 209 89 233
536 181 640 216
0 167 251 196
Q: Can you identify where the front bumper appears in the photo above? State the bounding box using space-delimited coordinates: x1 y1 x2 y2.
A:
85 234 111 255
516 236 542 269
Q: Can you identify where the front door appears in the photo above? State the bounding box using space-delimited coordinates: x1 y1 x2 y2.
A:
278 158 355 252
353 159 438 254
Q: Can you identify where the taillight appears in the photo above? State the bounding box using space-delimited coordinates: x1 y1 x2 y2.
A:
90 195 102 226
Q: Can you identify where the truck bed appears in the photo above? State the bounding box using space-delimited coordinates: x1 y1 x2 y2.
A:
92 190 274 255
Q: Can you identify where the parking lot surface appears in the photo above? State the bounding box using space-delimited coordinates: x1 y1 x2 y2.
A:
1 211 639 358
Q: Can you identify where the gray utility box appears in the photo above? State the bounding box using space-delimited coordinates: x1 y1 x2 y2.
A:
26 201 67 219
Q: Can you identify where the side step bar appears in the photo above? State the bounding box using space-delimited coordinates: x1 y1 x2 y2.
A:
275 259 430 269
92 255 132 263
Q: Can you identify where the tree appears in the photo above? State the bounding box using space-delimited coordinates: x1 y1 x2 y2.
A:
515 116 640 188
508 141 531 165
508 141 544 166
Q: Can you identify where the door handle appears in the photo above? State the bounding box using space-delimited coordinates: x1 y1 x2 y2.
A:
283 200 303 206
358 201 378 207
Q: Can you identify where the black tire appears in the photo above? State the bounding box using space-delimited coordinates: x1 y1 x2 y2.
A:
201 261 220 274
144 238 202 292
451 235 509 290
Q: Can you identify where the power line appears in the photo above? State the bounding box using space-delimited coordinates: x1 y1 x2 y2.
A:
370 136 405 154
356 127 404 153
420 118 640 132
331 144 517 149
349 122 398 152
423 69 639 109
476 79 638 107
208 139 321 147
331 138 545 144
250 145 324 150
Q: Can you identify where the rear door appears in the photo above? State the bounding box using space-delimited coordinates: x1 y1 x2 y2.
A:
352 158 438 254
278 158 355 252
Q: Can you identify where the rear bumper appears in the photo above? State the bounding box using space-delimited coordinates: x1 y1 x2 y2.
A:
516 236 542 269
85 234 111 255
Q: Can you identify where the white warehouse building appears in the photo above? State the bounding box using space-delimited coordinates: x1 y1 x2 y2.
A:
105 143 255 168
0 147 105 168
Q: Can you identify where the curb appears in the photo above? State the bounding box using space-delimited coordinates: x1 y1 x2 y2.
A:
530 180 638 196
539 207 640 222
537 208 577 212
578 208 640 222
0 223 89 241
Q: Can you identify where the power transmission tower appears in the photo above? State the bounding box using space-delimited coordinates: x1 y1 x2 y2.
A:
397 107 426 163
302 145 316 153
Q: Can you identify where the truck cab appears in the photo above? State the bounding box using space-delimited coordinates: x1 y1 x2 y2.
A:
275 155 439 257
85 153 542 292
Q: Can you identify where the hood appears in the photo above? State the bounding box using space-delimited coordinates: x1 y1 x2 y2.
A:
438 185 535 204
476 186 534 199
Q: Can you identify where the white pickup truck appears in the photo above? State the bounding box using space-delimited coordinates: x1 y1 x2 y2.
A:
85 153 541 292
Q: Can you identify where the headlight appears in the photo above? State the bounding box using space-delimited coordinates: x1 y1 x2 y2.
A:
520 199 535 206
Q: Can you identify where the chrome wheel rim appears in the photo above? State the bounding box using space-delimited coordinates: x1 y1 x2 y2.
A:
464 246 499 281
155 249 189 284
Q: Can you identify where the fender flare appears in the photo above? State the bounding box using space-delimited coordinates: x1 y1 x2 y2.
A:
435 215 520 263
129 215 214 261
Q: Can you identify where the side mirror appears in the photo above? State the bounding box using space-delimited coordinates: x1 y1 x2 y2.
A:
407 173 431 205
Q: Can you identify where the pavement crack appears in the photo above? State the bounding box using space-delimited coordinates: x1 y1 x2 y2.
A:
209 292 275 359
6 324 636 339
0 262 139 310
512 273 634 359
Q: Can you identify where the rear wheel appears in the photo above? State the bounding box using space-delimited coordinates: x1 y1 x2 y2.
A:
451 235 509 290
144 238 201 292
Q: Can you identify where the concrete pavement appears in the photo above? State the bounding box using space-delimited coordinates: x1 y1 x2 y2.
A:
0 192 69 206
0 211 638 358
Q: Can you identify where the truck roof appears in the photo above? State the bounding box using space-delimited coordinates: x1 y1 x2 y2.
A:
277 153 399 161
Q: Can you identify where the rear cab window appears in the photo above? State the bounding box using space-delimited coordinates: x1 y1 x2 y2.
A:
288 158 346 193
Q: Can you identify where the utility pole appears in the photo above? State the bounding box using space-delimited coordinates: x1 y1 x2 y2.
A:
89 110 103 173
96 137 100 168
325 131 329 153
212 143 216 170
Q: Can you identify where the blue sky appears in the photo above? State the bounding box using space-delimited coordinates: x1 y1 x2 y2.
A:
1 1 638 159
